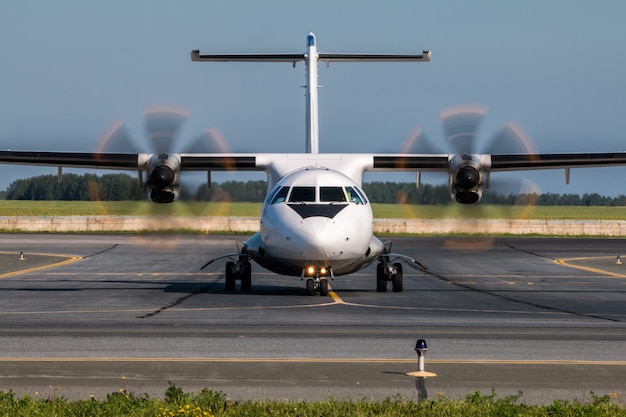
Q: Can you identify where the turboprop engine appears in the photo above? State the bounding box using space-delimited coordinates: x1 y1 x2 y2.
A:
448 153 488 204
147 152 181 203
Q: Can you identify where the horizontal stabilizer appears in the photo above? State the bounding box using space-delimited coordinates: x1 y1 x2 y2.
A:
318 51 431 62
191 51 305 63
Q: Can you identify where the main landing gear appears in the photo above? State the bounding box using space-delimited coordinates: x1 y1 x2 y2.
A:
374 241 426 293
376 261 403 293
199 245 254 293
225 259 252 292
305 277 329 296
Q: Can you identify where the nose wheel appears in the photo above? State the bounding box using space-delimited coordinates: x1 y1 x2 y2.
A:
306 278 329 296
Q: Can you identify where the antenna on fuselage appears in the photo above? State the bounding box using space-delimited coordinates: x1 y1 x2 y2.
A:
191 33 431 155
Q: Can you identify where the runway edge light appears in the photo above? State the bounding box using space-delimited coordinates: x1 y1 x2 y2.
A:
406 339 437 402
406 339 437 378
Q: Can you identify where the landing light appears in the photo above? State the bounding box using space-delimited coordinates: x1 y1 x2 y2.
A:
305 266 330 276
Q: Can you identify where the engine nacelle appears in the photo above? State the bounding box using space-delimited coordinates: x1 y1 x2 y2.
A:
147 153 181 204
449 153 484 204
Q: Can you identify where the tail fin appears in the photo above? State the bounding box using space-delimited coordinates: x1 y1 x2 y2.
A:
191 33 430 155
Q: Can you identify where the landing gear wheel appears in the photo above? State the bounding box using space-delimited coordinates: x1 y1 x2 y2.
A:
241 262 252 292
376 263 387 292
306 279 315 296
224 261 236 292
319 279 329 296
392 263 403 293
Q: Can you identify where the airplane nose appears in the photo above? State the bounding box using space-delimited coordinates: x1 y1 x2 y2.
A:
299 217 347 259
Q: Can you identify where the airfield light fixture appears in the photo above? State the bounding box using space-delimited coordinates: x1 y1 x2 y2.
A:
406 338 436 401
415 339 428 355
415 339 429 373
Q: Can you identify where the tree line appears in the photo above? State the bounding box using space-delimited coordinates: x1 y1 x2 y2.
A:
3 173 626 206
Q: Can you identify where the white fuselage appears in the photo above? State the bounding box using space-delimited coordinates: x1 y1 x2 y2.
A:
244 167 384 277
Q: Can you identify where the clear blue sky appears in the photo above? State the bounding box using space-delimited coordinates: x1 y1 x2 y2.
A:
2 1 625 196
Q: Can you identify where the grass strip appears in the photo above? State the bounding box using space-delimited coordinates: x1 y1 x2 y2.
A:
2 200 626 220
0 385 624 417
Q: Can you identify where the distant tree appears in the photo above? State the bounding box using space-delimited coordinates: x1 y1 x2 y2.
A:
4 175 626 205
5 173 143 201
195 180 267 202
97 173 144 201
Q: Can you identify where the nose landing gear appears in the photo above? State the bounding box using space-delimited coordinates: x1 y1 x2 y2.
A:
305 277 329 296
302 266 332 296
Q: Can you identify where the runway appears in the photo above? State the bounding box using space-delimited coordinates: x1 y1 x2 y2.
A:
0 234 625 404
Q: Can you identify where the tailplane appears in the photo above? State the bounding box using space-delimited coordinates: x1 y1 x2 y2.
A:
191 33 431 154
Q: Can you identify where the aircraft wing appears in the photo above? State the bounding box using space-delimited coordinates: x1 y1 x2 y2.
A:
3 150 626 205
369 151 626 204
370 152 626 171
4 149 626 177
0 151 143 170
0 150 263 203
489 152 626 171
0 151 259 170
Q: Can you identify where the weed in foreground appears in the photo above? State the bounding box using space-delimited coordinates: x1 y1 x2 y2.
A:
1 385 626 417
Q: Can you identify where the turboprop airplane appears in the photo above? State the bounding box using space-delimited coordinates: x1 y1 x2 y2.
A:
3 32 626 296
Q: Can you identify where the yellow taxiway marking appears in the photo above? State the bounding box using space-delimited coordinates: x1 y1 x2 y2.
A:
0 252 83 280
0 357 624 366
327 282 345 304
554 256 626 278
0 303 591 317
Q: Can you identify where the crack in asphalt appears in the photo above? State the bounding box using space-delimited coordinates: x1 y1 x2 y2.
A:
422 240 621 323
82 244 120 259
137 281 219 319
78 243 220 319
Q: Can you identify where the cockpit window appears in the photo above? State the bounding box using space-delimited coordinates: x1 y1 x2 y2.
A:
347 186 367 204
270 186 289 204
320 186 346 202
266 185 281 204
288 186 316 203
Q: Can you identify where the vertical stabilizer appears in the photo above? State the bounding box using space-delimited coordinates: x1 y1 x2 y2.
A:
191 34 430 156
305 33 320 154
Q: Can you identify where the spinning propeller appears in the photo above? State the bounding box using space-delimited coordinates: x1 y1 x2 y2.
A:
404 105 539 206
98 106 228 204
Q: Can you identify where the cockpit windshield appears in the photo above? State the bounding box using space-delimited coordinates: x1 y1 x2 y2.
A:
346 186 366 204
270 186 289 204
320 186 346 202
270 184 368 205
288 186 316 203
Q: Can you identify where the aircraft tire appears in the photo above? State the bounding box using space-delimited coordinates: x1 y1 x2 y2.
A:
392 263 403 292
225 261 236 291
241 262 252 292
319 279 329 296
376 263 387 292
306 278 315 296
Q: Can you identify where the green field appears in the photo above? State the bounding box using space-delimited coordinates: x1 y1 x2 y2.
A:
0 201 261 217
1 200 626 220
